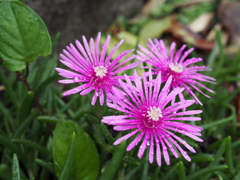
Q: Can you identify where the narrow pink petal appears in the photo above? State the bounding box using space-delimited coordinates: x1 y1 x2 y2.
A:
75 39 89 61
114 129 141 145
149 133 154 163
162 134 179 158
179 47 194 64
63 83 92 96
138 132 150 159
91 92 98 105
155 134 162 166
126 131 145 151
159 137 170 165
105 39 124 65
163 129 196 153
182 57 202 67
166 110 202 117
161 87 184 108
169 42 176 63
100 35 110 64
114 126 138 131
158 75 172 104
82 36 94 64
95 32 101 62
80 86 95 95
174 44 186 64
99 89 104 105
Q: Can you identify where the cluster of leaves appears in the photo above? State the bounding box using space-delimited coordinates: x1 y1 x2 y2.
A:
1 0 240 180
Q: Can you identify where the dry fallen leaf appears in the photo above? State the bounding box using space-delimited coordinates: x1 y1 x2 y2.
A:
188 13 213 33
168 15 214 50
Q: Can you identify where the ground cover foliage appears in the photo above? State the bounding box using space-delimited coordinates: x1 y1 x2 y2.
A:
0 0 240 179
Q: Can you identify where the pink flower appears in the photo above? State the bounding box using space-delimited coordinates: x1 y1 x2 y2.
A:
102 70 203 166
136 39 216 105
56 32 140 105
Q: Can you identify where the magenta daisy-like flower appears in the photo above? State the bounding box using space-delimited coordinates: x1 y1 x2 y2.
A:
136 39 216 105
56 32 140 105
102 70 203 166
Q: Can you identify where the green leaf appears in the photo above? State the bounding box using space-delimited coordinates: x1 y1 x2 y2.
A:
52 120 99 180
18 91 34 124
37 115 58 124
200 140 226 180
0 70 19 110
150 166 161 180
93 124 104 144
99 140 126 180
186 165 228 180
13 108 39 138
35 159 55 175
100 123 114 145
122 156 140 167
141 149 149 180
178 161 186 180
233 166 240 180
59 132 76 180
139 17 172 42
161 162 179 180
125 166 141 180
0 135 22 156
225 136 235 175
12 154 21 180
11 139 49 156
0 2 51 71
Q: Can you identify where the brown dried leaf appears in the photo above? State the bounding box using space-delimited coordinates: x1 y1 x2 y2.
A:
169 16 214 50
188 13 213 33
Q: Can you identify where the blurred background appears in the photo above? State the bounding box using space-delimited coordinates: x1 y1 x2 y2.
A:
22 0 240 55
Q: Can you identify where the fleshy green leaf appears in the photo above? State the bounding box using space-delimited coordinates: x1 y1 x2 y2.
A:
186 165 228 180
12 154 20 180
99 140 126 180
178 161 186 180
52 119 99 180
0 2 51 71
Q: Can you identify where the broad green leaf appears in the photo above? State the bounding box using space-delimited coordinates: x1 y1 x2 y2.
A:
52 120 99 180
0 2 51 71
59 132 76 180
12 154 20 180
